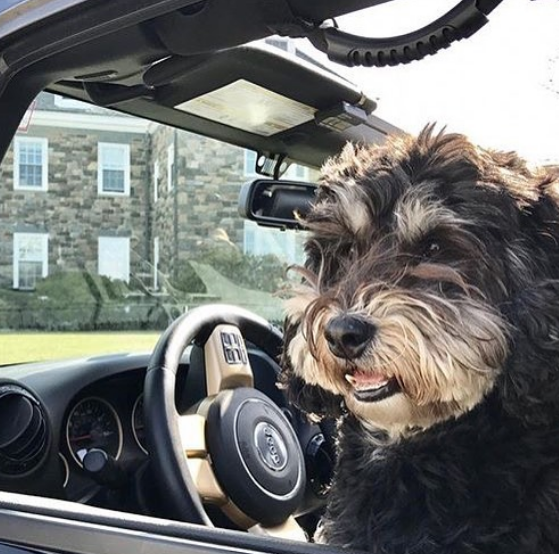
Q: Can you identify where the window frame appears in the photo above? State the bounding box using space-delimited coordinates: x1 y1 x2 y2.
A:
167 144 175 192
13 136 49 192
97 142 131 197
153 236 160 291
153 159 160 203
13 232 49 290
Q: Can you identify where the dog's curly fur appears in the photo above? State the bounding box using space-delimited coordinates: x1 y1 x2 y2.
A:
281 125 559 553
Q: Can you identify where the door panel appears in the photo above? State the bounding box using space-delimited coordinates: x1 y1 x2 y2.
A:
0 492 342 554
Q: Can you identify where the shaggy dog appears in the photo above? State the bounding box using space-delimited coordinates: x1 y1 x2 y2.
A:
281 126 559 554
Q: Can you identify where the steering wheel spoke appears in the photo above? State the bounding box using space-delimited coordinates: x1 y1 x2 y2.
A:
204 324 254 395
178 414 207 458
178 414 227 505
186 457 227 505
249 516 308 541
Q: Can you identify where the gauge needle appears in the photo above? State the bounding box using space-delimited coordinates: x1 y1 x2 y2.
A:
70 434 92 441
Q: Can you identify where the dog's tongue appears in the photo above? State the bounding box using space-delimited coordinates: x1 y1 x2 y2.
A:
350 370 388 389
346 371 401 403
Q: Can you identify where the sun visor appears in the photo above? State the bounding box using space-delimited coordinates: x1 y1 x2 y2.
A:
140 44 398 168
174 80 316 137
144 44 375 114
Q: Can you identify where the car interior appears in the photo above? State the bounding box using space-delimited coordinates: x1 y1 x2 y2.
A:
0 1 506 553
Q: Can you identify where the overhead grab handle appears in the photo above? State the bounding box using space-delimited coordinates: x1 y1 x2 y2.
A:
306 0 504 67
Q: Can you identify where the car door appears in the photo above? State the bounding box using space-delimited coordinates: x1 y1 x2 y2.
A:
1 491 347 554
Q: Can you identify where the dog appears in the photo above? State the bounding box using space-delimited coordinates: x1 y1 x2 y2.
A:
281 125 559 553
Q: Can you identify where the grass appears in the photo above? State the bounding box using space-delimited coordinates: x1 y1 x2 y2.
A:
0 332 161 365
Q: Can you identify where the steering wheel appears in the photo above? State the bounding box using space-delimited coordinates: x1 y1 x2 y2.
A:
144 304 308 540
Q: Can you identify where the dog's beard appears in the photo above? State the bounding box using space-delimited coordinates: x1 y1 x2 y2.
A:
285 284 509 435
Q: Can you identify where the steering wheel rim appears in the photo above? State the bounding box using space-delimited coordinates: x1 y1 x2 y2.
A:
144 304 307 537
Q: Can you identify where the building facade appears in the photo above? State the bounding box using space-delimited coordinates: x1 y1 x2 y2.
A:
0 91 312 297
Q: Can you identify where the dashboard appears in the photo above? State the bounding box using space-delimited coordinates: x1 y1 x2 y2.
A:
0 345 332 520
0 352 160 506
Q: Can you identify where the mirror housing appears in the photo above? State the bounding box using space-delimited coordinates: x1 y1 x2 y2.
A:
239 179 316 230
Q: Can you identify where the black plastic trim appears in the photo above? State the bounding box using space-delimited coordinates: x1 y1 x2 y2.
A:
308 0 504 67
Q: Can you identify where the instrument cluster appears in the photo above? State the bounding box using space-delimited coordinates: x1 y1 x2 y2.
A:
59 371 147 500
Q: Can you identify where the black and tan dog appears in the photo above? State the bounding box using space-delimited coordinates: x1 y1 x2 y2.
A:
281 126 559 553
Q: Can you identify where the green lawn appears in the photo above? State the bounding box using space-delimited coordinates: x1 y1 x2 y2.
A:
0 332 161 365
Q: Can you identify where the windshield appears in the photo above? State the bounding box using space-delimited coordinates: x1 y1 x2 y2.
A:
2 1 558 366
0 92 313 364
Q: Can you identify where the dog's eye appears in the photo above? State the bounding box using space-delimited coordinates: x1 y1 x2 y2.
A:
422 242 440 258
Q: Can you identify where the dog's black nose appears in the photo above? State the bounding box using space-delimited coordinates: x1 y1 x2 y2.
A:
324 315 376 359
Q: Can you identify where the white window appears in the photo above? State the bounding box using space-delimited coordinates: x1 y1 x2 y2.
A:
13 137 48 191
153 160 160 203
244 149 258 177
98 142 130 196
54 94 90 110
98 236 130 283
284 162 309 180
13 233 49 290
153 237 160 291
243 221 303 264
167 144 175 192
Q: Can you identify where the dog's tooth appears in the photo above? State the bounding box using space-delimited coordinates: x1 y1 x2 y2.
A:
345 374 356 385
354 380 389 392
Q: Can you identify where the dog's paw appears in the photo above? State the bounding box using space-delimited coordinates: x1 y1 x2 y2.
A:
312 519 327 544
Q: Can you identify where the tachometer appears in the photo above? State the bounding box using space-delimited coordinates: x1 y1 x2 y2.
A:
66 397 123 466
132 394 147 454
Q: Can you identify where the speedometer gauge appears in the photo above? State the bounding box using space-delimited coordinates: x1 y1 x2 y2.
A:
66 397 123 466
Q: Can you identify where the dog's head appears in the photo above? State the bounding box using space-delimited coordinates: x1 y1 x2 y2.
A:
281 126 559 435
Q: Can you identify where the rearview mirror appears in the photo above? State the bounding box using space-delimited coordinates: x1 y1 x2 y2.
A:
238 179 317 230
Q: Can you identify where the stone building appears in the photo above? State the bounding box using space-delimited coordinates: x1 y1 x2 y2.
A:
0 90 312 294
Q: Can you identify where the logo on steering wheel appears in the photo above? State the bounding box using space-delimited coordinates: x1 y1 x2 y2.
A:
254 422 288 472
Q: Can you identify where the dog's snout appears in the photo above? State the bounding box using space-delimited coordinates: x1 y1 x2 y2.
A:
324 315 376 359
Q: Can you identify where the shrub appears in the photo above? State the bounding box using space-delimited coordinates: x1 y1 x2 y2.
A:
170 246 288 294
0 271 173 331
170 262 207 293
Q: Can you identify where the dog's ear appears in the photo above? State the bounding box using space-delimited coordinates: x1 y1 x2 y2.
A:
280 318 345 420
499 280 559 426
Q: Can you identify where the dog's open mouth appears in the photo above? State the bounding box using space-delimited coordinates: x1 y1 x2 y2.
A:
345 371 401 402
